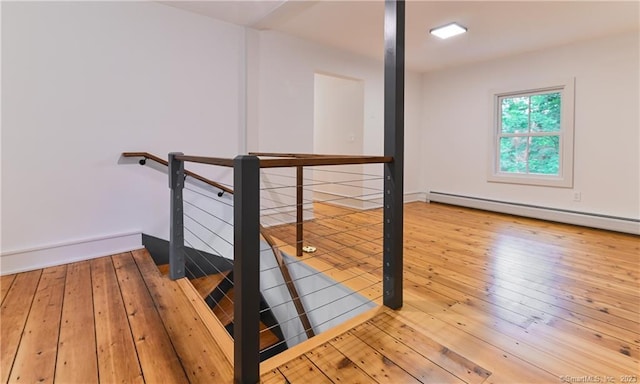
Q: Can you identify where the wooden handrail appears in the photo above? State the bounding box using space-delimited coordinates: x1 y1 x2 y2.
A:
147 151 392 169
174 154 235 168
258 156 392 168
122 152 234 195
250 152 382 158
122 151 316 339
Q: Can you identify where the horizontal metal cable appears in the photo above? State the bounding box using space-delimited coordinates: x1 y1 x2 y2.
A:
258 234 383 277
260 288 383 354
184 212 234 248
259 264 383 315
183 238 234 286
307 166 384 178
184 199 234 229
180 244 235 324
184 176 232 196
183 223 231 257
184 186 234 208
258 227 384 274
259 177 383 194
261 166 383 179
258 190 384 216
299 201 385 224
258 248 382 291
261 276 380 332
261 181 383 195
261 185 383 204
260 174 384 189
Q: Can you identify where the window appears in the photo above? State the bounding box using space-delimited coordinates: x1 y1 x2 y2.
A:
489 79 575 188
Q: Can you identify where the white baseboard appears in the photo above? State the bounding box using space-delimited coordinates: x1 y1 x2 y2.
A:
405 192 428 203
0 232 142 275
428 191 640 235
312 191 426 211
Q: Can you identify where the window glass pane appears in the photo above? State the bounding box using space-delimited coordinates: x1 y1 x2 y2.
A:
501 96 529 133
530 92 561 132
528 136 559 175
499 136 528 173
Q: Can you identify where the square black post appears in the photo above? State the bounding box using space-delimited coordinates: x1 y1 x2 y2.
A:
168 152 185 280
233 155 261 384
383 0 404 310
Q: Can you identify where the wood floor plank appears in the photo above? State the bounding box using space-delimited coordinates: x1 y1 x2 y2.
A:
265 201 639 381
277 355 332 383
370 312 492 384
329 331 421 384
0 274 16 305
260 369 288 384
405 247 640 338
9 265 66 384
177 278 234 365
92 256 144 384
1 201 636 383
112 252 189 383
396 307 559 383
444 300 637 375
0 269 42 383
132 248 233 383
351 321 466 383
55 261 98 384
304 343 376 383
526 318 639 373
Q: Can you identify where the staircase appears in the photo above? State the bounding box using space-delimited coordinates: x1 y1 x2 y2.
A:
157 264 287 360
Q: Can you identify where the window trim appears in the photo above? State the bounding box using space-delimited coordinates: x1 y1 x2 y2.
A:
488 78 575 188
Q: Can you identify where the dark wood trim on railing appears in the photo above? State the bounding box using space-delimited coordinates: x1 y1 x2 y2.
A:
122 151 316 339
174 154 235 168
122 152 234 195
258 156 392 168
250 152 382 159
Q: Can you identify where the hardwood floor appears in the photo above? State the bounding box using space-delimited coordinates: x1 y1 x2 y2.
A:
261 202 639 383
1 202 638 383
0 250 232 383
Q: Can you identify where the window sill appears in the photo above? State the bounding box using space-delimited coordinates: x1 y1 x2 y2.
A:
488 173 573 188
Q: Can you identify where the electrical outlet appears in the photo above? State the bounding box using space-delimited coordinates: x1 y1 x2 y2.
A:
573 192 581 202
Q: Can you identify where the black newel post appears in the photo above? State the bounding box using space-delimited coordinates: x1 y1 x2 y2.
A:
168 152 185 280
233 155 261 384
383 0 405 310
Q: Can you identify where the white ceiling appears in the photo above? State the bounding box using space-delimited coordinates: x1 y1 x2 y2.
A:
162 1 640 72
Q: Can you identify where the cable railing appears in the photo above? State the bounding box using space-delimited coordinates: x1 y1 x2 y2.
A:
254 159 388 352
121 150 403 384
122 152 312 348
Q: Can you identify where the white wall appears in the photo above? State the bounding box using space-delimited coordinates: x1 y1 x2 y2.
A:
314 73 364 156
422 32 640 220
1 2 245 271
255 31 423 197
314 73 366 203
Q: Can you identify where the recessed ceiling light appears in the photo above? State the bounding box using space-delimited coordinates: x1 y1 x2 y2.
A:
430 22 467 40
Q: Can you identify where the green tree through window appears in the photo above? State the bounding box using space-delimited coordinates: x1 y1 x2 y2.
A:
498 91 561 175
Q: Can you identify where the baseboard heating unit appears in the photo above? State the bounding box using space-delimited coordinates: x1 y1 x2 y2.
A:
427 191 639 235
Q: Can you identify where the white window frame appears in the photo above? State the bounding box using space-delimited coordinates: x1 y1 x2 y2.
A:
488 78 575 188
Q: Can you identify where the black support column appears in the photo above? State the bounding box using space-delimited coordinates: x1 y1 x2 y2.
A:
383 0 404 310
168 152 185 280
233 155 260 384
